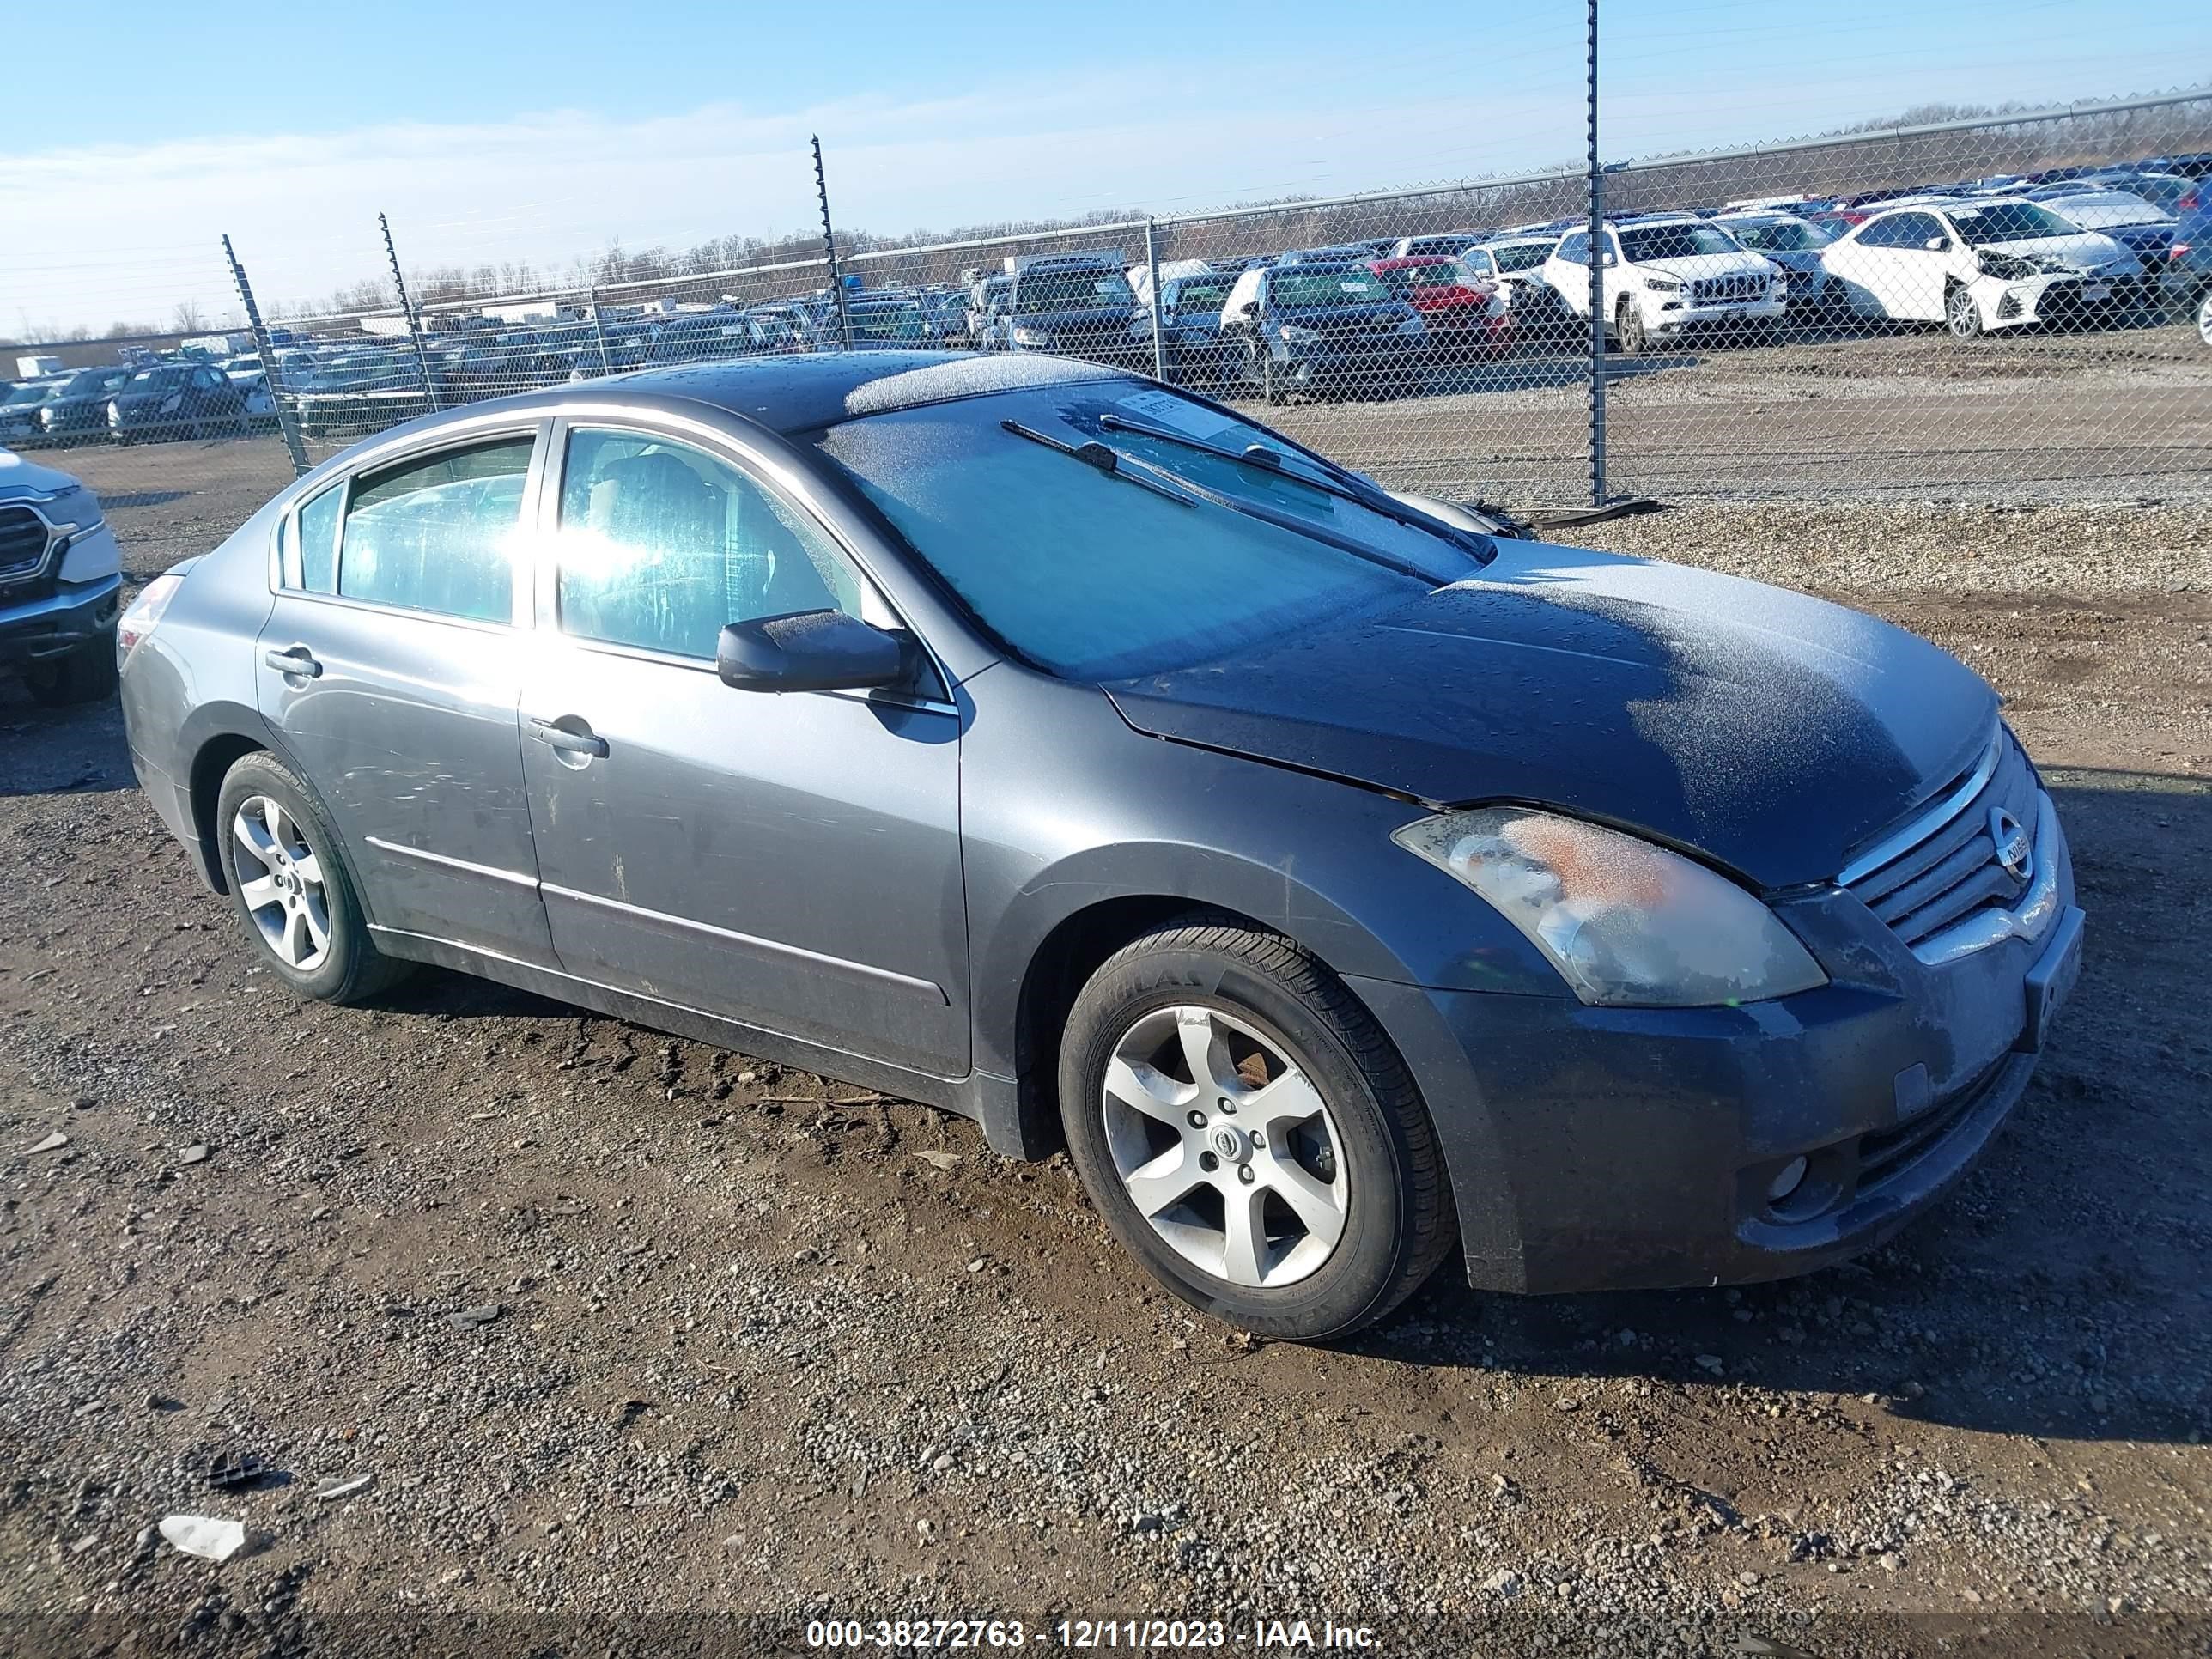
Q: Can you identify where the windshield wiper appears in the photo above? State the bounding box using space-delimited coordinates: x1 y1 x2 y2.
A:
999 420 1194 507
1097 413 1496 562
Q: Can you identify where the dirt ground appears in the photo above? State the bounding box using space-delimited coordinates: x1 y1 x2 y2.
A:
1 436 2209 1657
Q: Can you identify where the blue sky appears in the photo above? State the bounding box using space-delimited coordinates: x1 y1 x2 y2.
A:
3 0 2205 334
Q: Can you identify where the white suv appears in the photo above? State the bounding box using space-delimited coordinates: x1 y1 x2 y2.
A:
1542 217 1785 354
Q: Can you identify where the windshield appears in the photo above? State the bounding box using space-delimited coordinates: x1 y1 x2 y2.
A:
1270 267 1389 307
1618 222 1742 262
1488 241 1551 272
2046 192 2169 228
1726 218 1831 251
3 384 49 407
1948 202 2076 244
1168 276 1237 311
849 304 924 339
127 368 185 391
811 383 1474 679
60 369 120 397
1014 269 1135 313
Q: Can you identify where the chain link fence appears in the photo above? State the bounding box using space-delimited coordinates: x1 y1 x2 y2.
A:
7 88 2209 511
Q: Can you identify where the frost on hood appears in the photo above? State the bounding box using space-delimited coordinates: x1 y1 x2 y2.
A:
1437 538 1987 847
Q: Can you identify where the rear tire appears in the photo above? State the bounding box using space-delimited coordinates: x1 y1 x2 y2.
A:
1057 914 1455 1341
215 751 410 1006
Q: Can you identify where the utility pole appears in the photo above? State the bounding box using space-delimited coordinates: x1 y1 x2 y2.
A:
222 235 309 477
1584 0 1607 507
812 135 854 351
379 213 441 413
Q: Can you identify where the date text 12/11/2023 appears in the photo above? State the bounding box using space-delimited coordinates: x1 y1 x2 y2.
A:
805 1619 1382 1650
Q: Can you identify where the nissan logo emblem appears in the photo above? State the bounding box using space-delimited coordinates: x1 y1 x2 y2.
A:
1988 806 2032 884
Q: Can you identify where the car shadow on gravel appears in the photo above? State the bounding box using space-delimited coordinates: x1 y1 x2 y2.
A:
1348 769 2210 1449
0 695 135 797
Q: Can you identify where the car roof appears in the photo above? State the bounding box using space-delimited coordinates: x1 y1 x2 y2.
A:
358 352 1136 442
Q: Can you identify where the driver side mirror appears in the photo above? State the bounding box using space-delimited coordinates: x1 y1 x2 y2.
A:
1925 236 1951 252
716 610 909 695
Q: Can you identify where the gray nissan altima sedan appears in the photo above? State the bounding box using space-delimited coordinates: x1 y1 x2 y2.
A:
117 353 2084 1340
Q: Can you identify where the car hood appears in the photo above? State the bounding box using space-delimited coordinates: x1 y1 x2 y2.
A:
0 447 84 497
1633 251 1773 281
1103 540 1997 889
1980 232 2136 272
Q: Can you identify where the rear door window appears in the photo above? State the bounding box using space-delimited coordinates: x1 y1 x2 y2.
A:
334 436 534 623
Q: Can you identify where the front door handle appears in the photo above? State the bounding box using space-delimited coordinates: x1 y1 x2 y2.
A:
263 646 322 678
528 717 609 759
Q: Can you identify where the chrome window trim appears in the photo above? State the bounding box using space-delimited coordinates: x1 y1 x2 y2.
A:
1836 728 2004 889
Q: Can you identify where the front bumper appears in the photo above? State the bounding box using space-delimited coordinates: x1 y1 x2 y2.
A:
1970 270 2137 330
0 574 123 668
1647 294 1789 335
1350 793 2081 1295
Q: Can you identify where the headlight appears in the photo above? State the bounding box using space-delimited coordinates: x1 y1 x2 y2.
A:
1391 807 1828 1007
1012 326 1053 348
1976 248 2036 280
1279 325 1321 344
1396 314 1425 336
1644 276 1682 293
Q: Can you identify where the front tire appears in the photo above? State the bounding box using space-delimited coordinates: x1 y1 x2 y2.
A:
2197 289 2212 349
1946 283 1984 339
1057 915 1454 1341
24 635 118 706
215 752 409 1005
1615 299 1648 356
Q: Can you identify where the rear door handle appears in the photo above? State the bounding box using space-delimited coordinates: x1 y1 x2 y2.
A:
527 717 609 758
263 646 322 678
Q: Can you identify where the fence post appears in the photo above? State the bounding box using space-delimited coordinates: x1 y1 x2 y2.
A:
586 284 612 374
379 212 441 414
811 135 854 352
222 234 310 478
1584 0 1607 508
1144 218 1167 384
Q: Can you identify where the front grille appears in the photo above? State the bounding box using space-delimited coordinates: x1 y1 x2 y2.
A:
1840 729 2039 952
1690 273 1766 304
0 505 51 587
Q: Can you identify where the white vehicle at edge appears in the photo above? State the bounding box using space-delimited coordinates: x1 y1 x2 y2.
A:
1540 216 1786 355
1818 198 2143 339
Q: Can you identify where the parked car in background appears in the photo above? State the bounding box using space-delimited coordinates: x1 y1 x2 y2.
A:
33 367 131 446
1712 210 1850 322
1819 198 2142 338
1366 256 1509 357
966 274 1013 351
114 353 2084 1340
1218 260 1425 400
1004 253 1150 368
0 379 66 446
0 447 124 703
2160 201 2212 320
108 361 252 444
292 356 430 441
1128 259 1243 386
1545 217 1786 355
1474 235 1575 340
842 295 938 348
2033 189 2179 280
1388 231 1492 261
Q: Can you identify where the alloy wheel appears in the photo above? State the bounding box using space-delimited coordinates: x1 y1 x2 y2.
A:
2197 291 2212 348
232 795 333 972
1100 1004 1350 1289
1948 287 1981 338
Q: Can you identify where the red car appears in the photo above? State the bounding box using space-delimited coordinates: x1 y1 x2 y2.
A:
1367 256 1510 355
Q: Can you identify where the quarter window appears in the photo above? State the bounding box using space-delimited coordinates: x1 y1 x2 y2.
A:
334 436 532 623
289 483 343 594
555 427 861 661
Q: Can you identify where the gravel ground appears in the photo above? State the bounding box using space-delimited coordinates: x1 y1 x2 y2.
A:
0 441 2208 1657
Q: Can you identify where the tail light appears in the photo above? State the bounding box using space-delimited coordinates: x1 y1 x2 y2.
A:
116 568 187 670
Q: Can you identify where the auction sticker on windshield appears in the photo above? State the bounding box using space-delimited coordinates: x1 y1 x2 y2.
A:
1115 387 1247 441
